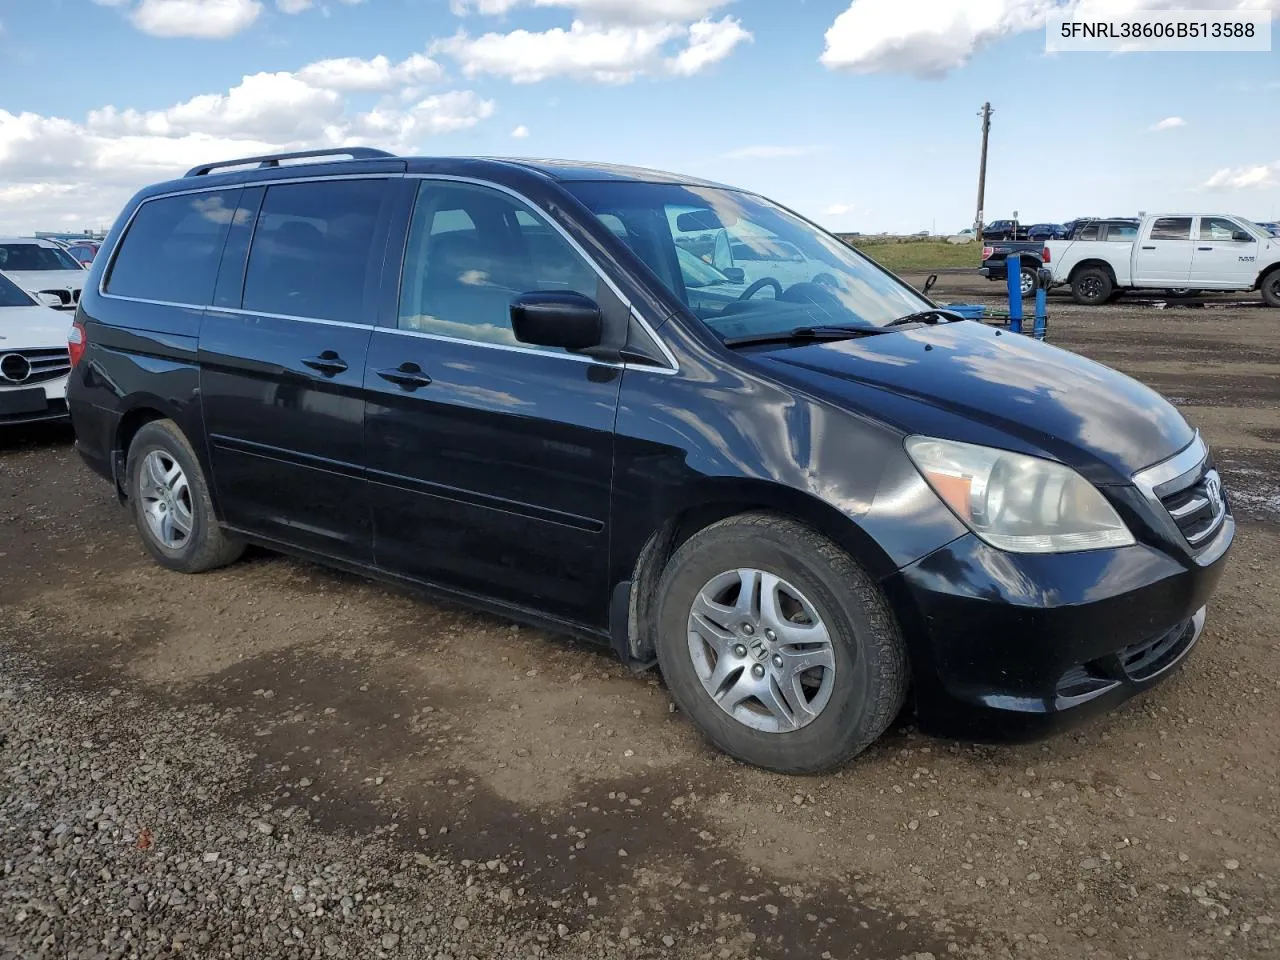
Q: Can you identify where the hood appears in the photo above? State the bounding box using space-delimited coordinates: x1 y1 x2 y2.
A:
756 321 1193 479
5 269 87 293
0 304 73 349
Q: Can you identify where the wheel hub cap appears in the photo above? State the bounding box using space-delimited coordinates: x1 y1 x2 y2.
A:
139 449 194 550
686 568 837 734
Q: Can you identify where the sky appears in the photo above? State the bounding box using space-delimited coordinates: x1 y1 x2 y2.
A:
1 0 1278 236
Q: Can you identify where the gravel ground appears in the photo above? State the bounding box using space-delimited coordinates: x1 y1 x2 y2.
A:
2 285 1278 960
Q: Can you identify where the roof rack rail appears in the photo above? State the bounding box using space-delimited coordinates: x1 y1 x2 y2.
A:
184 147 396 178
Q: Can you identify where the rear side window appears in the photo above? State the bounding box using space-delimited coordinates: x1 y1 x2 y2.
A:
1105 224 1137 241
1150 217 1192 240
242 180 386 322
106 191 240 304
1078 224 1099 240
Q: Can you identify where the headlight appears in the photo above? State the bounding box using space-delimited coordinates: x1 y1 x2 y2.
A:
905 437 1134 553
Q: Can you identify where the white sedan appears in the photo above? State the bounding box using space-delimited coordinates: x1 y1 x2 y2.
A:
0 271 73 425
0 237 88 310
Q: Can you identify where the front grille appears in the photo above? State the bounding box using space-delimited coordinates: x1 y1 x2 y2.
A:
0 348 71 385
1119 618 1196 681
71 288 81 303
1159 467 1227 548
38 288 70 305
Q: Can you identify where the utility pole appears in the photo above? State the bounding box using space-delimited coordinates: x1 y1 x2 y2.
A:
974 102 993 237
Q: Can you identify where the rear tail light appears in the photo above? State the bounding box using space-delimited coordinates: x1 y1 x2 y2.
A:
982 246 993 259
68 319 87 368
1042 245 1051 263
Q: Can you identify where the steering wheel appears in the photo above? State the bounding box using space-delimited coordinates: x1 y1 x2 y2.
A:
738 277 783 301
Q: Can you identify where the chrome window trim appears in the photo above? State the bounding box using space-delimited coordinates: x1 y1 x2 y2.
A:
95 170 681 376
97 173 402 302
373 325 620 366
1132 432 1207 501
404 174 679 375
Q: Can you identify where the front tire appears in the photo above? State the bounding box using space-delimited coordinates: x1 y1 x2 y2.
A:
125 419 244 573
1261 270 1280 308
654 513 908 774
1070 267 1113 306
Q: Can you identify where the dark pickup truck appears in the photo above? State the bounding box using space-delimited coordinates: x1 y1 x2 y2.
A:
979 239 1044 298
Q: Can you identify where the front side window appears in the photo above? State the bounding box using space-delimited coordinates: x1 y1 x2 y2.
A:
1150 217 1192 241
398 181 600 349
1198 217 1245 242
0 243 81 271
106 190 241 304
242 180 386 322
565 181 929 340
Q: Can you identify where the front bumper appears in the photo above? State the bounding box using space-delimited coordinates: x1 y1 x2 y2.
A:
1 376 70 426
887 518 1233 740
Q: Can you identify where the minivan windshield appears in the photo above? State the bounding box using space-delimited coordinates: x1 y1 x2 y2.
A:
565 182 930 341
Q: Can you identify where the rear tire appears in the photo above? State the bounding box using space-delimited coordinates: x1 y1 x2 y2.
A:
1071 267 1113 306
1019 264 1038 299
654 512 908 774
125 419 244 573
1260 270 1280 308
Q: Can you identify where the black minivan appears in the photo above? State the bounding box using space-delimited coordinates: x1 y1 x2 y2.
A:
67 148 1233 773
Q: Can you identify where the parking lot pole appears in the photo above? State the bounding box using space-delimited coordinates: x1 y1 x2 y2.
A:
1007 252 1023 333
1033 284 1048 340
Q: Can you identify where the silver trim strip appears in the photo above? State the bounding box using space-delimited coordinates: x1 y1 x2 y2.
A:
1168 495 1209 520
373 324 618 366
1131 432 1208 500
96 171 682 376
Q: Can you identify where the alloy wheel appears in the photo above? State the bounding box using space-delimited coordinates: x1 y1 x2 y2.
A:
686 568 837 734
139 449 193 549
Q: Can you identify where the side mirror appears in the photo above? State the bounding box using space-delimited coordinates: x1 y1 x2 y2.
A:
510 291 603 352
1233 230 1252 242
721 267 746 284
921 273 938 296
37 292 64 308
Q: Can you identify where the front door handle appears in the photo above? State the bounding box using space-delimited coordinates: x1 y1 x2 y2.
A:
1197 246 1213 251
301 351 348 376
1141 245 1157 250
376 362 433 390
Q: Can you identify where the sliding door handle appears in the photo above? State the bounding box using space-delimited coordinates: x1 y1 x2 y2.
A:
301 351 348 376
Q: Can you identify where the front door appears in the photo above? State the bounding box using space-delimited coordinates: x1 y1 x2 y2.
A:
363 179 623 625
1190 216 1260 288
199 177 393 563
1133 217 1194 285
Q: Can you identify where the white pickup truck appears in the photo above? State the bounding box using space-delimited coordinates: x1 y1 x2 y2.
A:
1044 214 1280 307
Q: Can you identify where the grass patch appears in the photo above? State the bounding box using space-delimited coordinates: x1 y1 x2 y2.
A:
838 236 981 272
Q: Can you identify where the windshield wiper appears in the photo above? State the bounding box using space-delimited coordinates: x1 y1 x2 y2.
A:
885 309 964 328
723 325 884 348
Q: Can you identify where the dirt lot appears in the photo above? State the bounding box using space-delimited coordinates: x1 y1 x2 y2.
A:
2 282 1278 960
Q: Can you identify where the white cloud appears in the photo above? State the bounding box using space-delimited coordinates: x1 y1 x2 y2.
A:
821 0 1280 78
667 16 750 75
0 55 496 233
276 0 312 12
511 124 531 138
129 0 263 38
449 0 733 24
724 145 821 160
434 16 749 83
1149 116 1185 132
296 53 446 92
1203 162 1279 191
826 203 855 216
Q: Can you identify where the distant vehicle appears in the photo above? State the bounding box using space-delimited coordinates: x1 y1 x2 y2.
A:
1255 221 1280 237
979 239 1044 297
1027 223 1067 241
981 219 1028 241
63 240 102 266
0 237 88 309
1063 217 1140 240
1045 213 1280 306
0 271 73 425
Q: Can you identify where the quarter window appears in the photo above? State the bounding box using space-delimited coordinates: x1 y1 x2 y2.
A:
106 190 240 304
1149 217 1192 241
1078 224 1099 240
242 180 386 322
1106 224 1137 241
398 181 600 350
